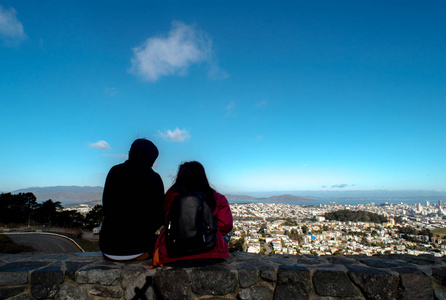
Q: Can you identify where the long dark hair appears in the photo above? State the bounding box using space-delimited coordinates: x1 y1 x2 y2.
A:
170 161 216 210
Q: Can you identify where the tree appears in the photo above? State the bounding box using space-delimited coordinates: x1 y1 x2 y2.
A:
324 210 387 223
33 200 63 226
84 205 104 229
229 237 245 252
286 228 300 240
301 225 309 234
284 218 297 226
0 192 38 224
56 210 84 228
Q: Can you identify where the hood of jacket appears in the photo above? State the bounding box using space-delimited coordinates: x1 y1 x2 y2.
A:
128 139 159 167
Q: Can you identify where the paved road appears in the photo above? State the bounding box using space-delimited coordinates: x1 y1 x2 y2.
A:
5 233 82 253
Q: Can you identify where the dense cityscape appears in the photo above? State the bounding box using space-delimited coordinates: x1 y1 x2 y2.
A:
63 198 446 257
229 200 446 257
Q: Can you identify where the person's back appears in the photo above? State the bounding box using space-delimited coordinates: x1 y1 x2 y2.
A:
100 139 164 261
152 161 233 267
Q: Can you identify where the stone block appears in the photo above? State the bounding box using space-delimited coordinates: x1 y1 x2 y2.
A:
393 267 433 300
154 269 191 300
55 281 88 300
325 256 357 266
0 261 48 286
395 254 437 265
434 289 446 300
359 258 412 268
432 267 446 288
89 285 123 298
0 271 27 286
10 295 34 300
295 256 325 266
273 265 311 300
347 265 399 300
64 261 90 281
313 270 359 297
76 265 120 285
190 265 238 296
33 254 69 261
0 286 26 299
31 263 64 299
257 261 277 282
121 265 156 300
238 286 274 300
236 262 259 288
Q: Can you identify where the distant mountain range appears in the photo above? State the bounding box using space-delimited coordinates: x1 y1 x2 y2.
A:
11 186 103 202
8 186 446 203
10 186 313 203
226 194 315 202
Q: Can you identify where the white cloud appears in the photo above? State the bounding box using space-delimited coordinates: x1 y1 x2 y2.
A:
158 128 190 142
0 6 26 45
89 140 111 150
331 184 349 189
130 21 224 81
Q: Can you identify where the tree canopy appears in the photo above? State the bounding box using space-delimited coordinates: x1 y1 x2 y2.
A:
324 210 388 223
0 192 103 229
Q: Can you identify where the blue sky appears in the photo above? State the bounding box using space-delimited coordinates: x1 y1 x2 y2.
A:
1 1 445 193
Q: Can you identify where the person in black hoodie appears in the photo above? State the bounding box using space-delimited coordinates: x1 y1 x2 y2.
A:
99 138 164 261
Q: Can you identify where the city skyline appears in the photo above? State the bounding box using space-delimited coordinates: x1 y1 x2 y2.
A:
1 1 445 193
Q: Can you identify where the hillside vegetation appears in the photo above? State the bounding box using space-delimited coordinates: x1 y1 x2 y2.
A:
324 209 387 223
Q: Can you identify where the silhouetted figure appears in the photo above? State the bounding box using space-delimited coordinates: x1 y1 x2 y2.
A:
100 139 164 261
152 161 233 267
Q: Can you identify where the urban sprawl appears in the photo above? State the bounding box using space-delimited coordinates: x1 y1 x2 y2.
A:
73 200 446 257
230 200 446 257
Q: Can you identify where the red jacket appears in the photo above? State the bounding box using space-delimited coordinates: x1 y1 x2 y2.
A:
153 189 233 265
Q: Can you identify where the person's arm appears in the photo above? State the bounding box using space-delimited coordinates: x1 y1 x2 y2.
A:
214 192 233 235
163 189 177 222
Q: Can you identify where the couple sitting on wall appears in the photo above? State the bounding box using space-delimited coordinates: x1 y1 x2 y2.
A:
99 138 233 267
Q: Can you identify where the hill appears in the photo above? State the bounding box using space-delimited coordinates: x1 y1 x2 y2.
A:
9 186 315 203
324 209 388 223
226 193 314 202
11 186 103 202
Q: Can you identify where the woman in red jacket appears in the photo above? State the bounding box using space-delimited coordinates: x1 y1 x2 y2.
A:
152 161 233 267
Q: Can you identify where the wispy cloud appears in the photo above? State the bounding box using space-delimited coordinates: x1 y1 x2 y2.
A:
322 184 356 189
89 140 111 150
332 184 349 188
225 101 236 116
158 128 191 142
104 87 119 97
130 21 225 81
0 6 27 46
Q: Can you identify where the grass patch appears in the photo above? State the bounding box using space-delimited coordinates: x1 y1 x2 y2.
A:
73 237 100 252
0 234 35 254
431 228 446 238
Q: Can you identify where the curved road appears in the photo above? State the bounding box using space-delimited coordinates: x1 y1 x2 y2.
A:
5 233 82 253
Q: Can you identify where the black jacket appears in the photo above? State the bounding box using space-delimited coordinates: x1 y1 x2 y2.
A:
99 140 164 256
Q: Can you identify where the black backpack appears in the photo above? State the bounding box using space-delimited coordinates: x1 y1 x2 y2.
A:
165 192 218 257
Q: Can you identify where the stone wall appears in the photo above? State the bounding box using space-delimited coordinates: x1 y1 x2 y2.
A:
1 251 446 299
